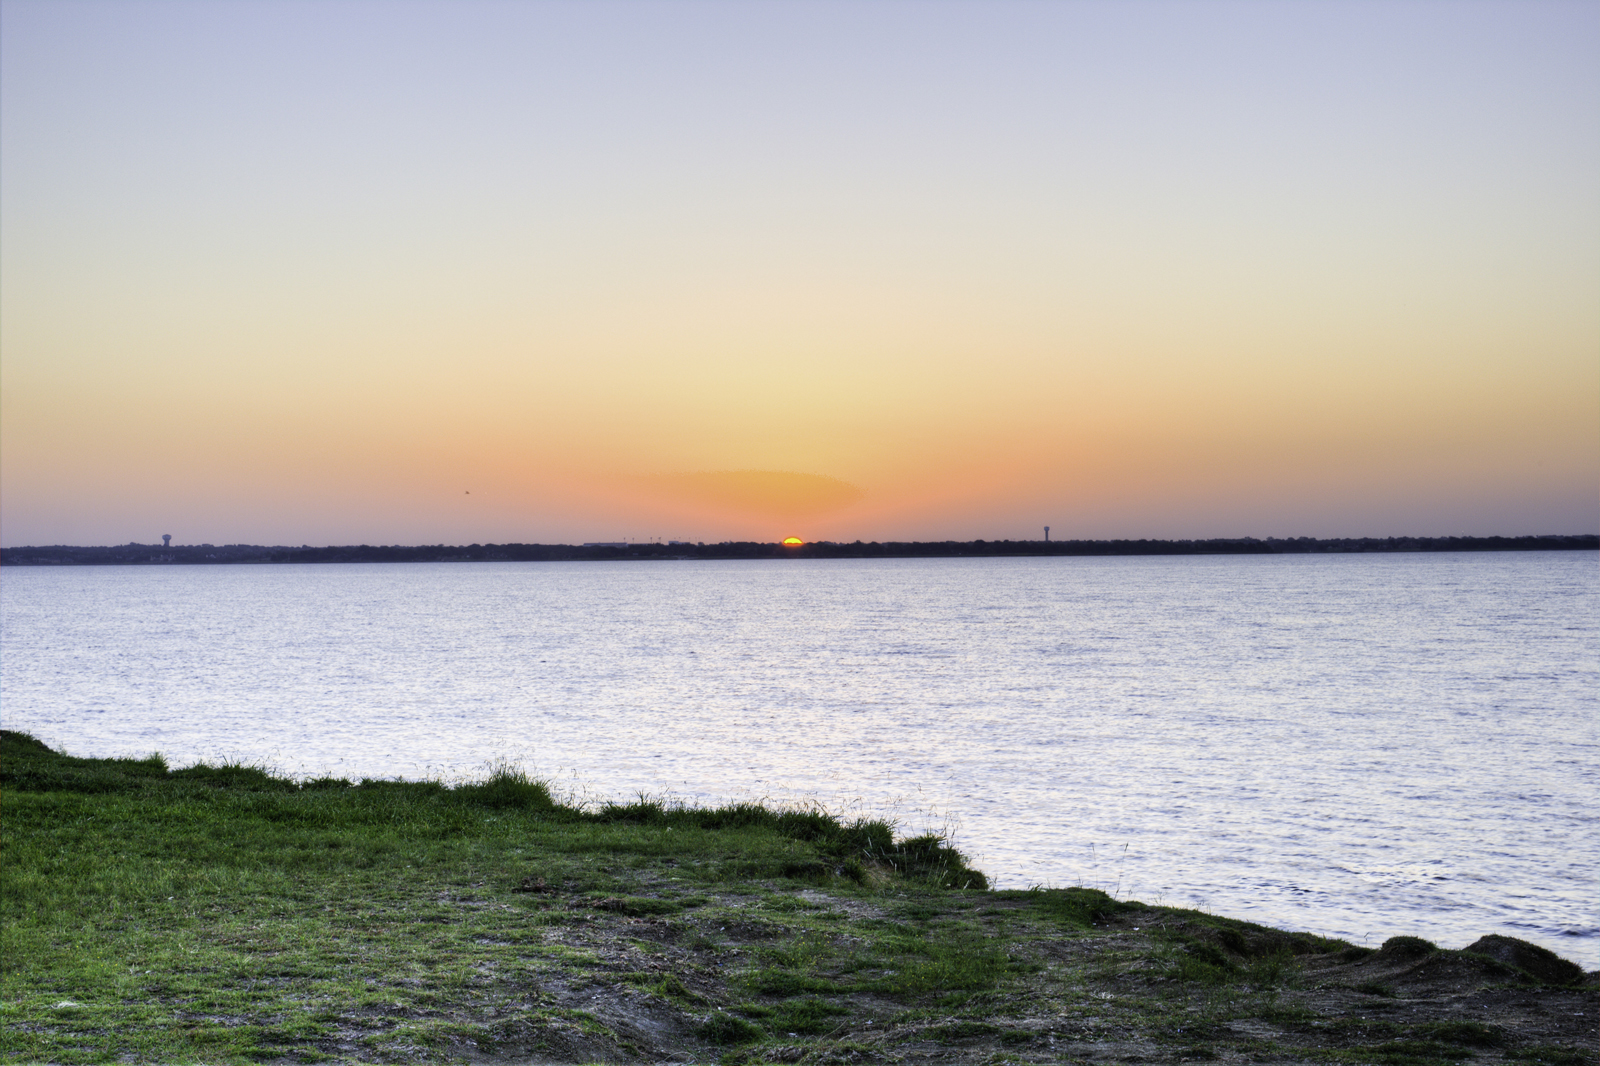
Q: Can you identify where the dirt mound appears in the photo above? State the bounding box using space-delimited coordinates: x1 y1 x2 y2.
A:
1301 933 1591 1000
1464 934 1588 986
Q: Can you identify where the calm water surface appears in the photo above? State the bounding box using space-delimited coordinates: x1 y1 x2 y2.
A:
3 553 1595 967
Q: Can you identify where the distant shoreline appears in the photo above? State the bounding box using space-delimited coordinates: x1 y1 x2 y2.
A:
2 533 1595 565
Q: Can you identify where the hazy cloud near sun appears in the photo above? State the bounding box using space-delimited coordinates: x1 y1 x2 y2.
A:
627 472 866 527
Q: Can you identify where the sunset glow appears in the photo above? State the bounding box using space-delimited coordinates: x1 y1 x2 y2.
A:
1 0 1595 546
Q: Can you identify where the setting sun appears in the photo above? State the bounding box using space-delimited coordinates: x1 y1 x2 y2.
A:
782 537 804 547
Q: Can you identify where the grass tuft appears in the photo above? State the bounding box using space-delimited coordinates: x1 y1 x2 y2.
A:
696 1010 764 1044
449 764 557 811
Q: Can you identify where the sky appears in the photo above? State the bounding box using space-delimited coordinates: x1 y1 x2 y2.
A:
2 0 1596 547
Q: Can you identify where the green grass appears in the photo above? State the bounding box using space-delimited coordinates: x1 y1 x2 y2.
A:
3 729 1591 1065
0 730 987 1063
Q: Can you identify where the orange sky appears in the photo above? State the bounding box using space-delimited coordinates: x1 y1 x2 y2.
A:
2 1 1595 546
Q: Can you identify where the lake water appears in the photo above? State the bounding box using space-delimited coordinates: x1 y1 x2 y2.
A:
2 552 1595 968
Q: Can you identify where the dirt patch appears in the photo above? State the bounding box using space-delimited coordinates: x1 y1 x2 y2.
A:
426 887 1597 1065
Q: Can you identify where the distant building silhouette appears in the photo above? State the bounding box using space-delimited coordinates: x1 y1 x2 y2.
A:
162 534 172 548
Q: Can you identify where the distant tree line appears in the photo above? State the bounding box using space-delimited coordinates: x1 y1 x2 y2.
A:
1 534 1594 566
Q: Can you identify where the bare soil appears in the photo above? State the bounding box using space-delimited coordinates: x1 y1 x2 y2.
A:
359 878 1596 1066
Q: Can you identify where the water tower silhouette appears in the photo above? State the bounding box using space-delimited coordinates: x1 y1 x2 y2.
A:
162 534 171 548
1044 526 1050 543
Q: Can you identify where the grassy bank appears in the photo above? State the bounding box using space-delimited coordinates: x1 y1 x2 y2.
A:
2 731 1592 1065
